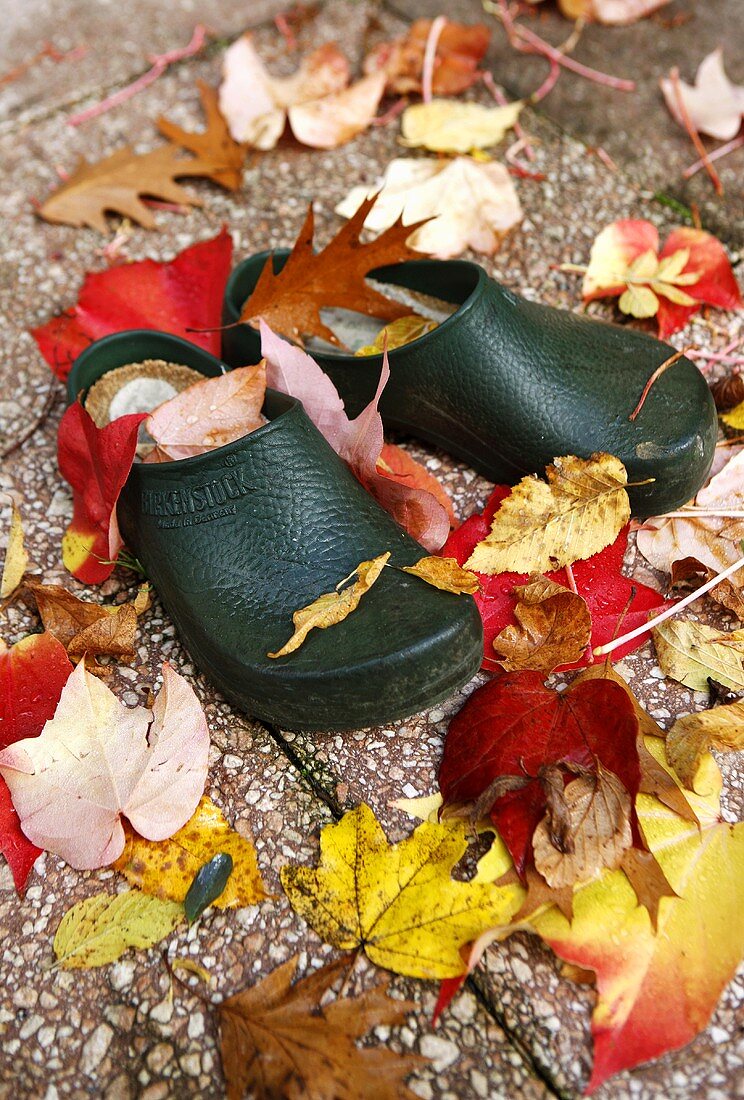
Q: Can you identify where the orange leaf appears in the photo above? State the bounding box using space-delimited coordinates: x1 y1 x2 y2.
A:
378 443 457 528
158 80 246 191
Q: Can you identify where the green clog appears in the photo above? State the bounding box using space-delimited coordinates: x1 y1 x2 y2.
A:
67 331 483 732
222 253 716 516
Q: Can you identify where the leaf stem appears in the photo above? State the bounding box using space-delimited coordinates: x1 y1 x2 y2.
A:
421 15 447 104
628 347 692 422
683 134 744 180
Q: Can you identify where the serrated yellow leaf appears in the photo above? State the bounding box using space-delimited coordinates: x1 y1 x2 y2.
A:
666 699 744 792
113 795 267 909
53 890 183 969
654 247 690 282
618 283 659 318
402 556 480 594
354 315 438 357
0 501 28 599
466 453 630 575
652 619 744 692
651 281 697 306
626 248 659 281
280 803 523 979
400 98 522 154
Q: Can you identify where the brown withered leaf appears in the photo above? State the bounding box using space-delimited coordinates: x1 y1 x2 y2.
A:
28 580 149 667
39 146 211 232
219 955 422 1100
158 81 247 191
666 699 744 791
508 864 574 922
619 848 677 930
402 556 480 594
533 766 632 888
239 196 430 347
492 574 591 672
268 553 389 658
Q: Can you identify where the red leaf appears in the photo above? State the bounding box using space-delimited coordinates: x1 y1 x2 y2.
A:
439 672 641 875
32 229 233 382
442 487 667 669
57 403 146 584
656 227 743 339
379 443 458 529
0 633 72 892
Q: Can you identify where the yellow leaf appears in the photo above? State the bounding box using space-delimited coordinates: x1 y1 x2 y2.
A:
651 281 697 306
280 803 523 979
654 247 690 282
722 399 744 430
618 283 659 318
53 890 183 969
268 552 390 658
400 98 522 154
652 619 744 692
402 556 480 594
61 527 97 576
0 501 29 599
171 956 213 984
114 795 267 909
626 248 659 281
666 699 744 792
354 315 438 357
466 453 630 575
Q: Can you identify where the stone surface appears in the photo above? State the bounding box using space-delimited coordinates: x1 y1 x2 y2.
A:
0 0 742 1097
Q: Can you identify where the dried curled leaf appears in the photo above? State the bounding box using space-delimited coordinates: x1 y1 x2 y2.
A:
1 501 28 599
281 803 522 978
492 574 591 672
533 767 632 887
401 98 522 154
363 18 490 96
158 80 247 191
268 553 390 658
114 795 266 909
466 454 631 575
653 620 744 692
28 580 149 666
402 556 479 594
666 700 744 792
219 956 423 1100
53 890 183 969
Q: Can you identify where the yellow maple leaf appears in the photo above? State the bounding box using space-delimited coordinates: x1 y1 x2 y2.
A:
280 803 523 979
113 795 267 909
0 500 29 599
53 890 183 969
466 453 630 575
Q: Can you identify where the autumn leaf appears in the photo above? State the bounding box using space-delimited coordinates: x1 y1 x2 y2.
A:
28 580 149 666
580 220 741 338
402 556 480 595
144 362 267 461
652 619 744 692
268 553 390 659
492 574 591 672
38 145 212 232
0 633 72 893
363 18 490 96
355 315 438 357
281 803 523 978
378 443 457 530
219 956 423 1100
443 486 667 669
0 499 29 599
400 99 522 154
0 661 209 869
261 325 450 550
660 48 744 141
57 402 145 585
336 156 522 259
722 401 744 431
53 890 183 969
240 197 427 346
438 671 642 877
158 80 246 190
666 699 744 791
114 795 266 909
32 229 233 381
288 71 386 149
530 742 744 1091
465 454 631 575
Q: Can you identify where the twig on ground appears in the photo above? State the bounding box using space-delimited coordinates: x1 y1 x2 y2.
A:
482 70 535 160
667 67 723 195
421 15 447 104
683 134 744 180
629 347 692 422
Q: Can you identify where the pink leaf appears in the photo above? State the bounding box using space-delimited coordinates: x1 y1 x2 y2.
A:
288 72 386 149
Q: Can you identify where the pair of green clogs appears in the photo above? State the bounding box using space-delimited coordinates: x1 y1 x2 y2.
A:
67 254 716 732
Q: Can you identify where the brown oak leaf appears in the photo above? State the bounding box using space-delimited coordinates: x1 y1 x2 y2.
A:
238 196 430 346
492 574 591 672
218 955 422 1100
158 80 247 191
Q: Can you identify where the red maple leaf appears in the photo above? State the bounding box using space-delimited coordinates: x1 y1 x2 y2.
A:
0 633 72 893
442 486 668 669
32 229 233 381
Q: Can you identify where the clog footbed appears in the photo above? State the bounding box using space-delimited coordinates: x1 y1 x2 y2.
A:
68 332 483 732
222 253 717 517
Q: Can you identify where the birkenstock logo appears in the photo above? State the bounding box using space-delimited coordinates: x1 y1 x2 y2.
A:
141 468 253 525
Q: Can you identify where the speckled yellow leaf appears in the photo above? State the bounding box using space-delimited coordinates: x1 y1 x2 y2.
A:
355 315 438 357
666 699 744 792
1 502 29 599
280 803 522 979
402 556 480 594
401 99 522 153
466 453 630 575
268 553 390 658
53 890 183 969
722 399 744 430
652 619 744 692
61 527 97 576
113 795 266 909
